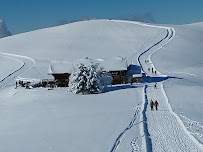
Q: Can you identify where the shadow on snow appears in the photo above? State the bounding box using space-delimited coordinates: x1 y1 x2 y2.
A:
103 76 182 93
141 76 182 83
105 84 142 93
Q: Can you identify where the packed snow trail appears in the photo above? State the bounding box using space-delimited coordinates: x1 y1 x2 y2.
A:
108 20 169 152
0 52 35 89
108 21 198 152
142 84 152 151
146 83 202 152
137 29 169 73
139 26 203 151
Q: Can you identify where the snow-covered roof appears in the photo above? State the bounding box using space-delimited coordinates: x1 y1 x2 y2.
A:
73 57 128 72
48 57 128 74
16 77 41 83
126 64 141 76
97 57 128 71
48 61 74 74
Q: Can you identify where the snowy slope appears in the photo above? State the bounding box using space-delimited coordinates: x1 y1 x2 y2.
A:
0 20 166 80
0 20 167 152
151 22 203 145
0 20 202 152
0 85 144 152
0 20 165 61
0 55 23 81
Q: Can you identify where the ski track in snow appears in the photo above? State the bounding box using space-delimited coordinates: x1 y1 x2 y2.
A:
138 24 203 151
0 20 202 152
146 83 202 151
114 20 203 151
142 84 152 152
0 52 35 89
110 102 142 152
109 20 171 152
108 21 191 152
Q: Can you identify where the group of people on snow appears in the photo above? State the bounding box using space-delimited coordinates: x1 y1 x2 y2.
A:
148 67 157 75
145 59 159 111
150 99 159 111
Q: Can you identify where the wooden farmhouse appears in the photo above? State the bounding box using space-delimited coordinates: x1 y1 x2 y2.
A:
98 57 128 84
126 64 142 83
48 61 73 87
72 57 128 85
48 57 129 86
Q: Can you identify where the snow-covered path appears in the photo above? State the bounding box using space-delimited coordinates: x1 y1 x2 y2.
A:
106 21 202 152
0 52 35 89
139 26 203 151
146 83 202 152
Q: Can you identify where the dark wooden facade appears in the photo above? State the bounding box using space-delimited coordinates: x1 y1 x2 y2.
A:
51 70 130 85
131 76 142 83
109 70 127 85
52 73 71 87
51 70 128 85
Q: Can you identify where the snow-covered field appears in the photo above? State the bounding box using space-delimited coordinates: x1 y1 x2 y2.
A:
0 55 23 81
0 20 202 151
0 85 144 152
152 23 203 145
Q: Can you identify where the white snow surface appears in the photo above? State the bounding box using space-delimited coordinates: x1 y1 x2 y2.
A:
151 22 203 148
49 57 128 74
73 57 128 71
48 61 74 74
0 55 23 81
0 20 202 152
0 20 165 62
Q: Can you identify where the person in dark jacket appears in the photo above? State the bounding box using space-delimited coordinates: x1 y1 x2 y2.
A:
150 100 154 111
154 82 157 89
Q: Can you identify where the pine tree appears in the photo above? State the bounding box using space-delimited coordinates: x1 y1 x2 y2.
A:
68 62 112 94
68 63 88 94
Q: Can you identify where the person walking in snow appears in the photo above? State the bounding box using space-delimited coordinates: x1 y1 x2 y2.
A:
154 100 159 111
150 99 154 111
15 81 17 89
154 82 157 89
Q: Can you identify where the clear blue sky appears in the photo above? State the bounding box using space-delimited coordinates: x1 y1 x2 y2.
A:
1 0 203 34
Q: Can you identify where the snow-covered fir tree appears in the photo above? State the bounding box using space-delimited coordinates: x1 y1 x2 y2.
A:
68 63 88 94
68 62 112 94
86 63 102 94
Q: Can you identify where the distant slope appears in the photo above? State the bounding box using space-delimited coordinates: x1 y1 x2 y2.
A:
0 19 167 80
185 22 203 31
0 20 166 62
0 19 11 38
